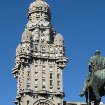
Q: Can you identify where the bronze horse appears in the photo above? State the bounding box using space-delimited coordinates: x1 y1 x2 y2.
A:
84 69 105 105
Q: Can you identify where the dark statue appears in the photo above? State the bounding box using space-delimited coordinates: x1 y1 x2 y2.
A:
80 50 105 105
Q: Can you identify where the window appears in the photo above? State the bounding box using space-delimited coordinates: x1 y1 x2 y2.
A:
50 80 53 86
60 54 62 57
50 88 53 92
57 68 60 72
42 85 45 90
56 54 58 57
41 36 44 41
42 66 45 71
59 47 62 50
60 50 62 53
18 72 21 75
57 81 60 86
27 71 30 77
60 51 62 57
27 48 30 53
35 52 38 56
42 60 45 64
33 95 38 99
49 96 53 99
19 79 21 83
27 101 29 105
35 46 38 50
49 60 53 64
35 79 38 85
50 73 53 79
57 88 60 92
42 79 45 85
22 48 25 52
35 72 38 78
58 103 60 105
50 67 52 72
49 97 52 99
57 74 60 79
27 85 30 89
50 54 53 57
42 53 45 57
42 73 45 78
56 47 58 51
19 83 21 87
27 78 30 83
42 46 46 51
35 86 38 91
60 40 62 44
35 66 38 70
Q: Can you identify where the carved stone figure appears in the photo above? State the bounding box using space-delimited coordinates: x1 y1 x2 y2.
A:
80 50 105 105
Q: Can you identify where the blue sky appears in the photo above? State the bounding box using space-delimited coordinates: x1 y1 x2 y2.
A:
0 0 105 105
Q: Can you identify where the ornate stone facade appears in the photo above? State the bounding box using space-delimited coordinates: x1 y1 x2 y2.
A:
12 0 68 105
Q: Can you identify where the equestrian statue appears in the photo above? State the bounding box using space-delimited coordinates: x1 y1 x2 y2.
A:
80 50 105 105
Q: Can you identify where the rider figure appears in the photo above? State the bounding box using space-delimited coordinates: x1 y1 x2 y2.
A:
80 50 105 97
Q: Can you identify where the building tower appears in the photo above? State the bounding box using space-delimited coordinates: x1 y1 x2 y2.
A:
12 0 68 105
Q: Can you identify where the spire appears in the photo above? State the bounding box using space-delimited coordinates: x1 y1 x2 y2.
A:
36 0 44 1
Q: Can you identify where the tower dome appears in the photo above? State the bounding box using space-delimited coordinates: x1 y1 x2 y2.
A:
28 0 50 17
